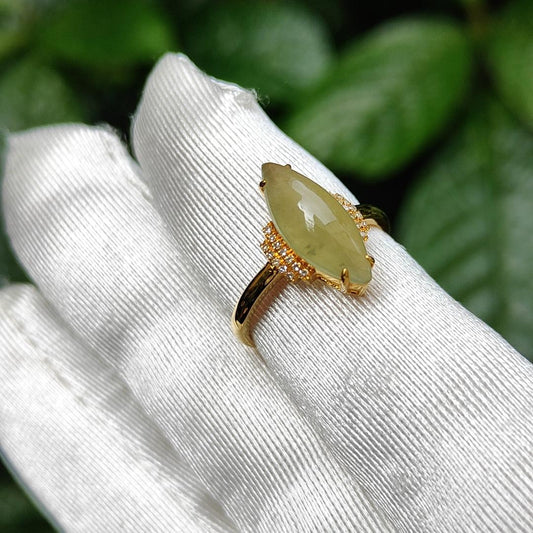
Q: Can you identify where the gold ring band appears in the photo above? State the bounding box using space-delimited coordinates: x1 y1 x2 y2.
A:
232 163 389 348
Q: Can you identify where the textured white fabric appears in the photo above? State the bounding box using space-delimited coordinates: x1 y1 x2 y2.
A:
1 53 533 532
0 284 234 532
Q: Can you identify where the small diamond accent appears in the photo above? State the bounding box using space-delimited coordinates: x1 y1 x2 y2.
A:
333 194 367 234
259 222 315 283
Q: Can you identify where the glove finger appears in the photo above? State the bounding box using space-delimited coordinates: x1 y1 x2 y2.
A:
132 54 533 531
132 53 348 306
3 125 390 532
0 284 234 533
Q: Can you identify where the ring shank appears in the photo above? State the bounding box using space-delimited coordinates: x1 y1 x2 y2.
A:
232 263 283 347
356 204 390 234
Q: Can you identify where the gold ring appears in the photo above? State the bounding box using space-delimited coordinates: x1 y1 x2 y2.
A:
232 163 389 347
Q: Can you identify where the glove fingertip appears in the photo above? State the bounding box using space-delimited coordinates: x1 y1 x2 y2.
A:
132 53 258 161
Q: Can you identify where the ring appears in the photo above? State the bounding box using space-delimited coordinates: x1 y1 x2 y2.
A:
232 163 390 347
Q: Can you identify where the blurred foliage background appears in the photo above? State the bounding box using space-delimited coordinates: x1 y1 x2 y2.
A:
0 0 532 529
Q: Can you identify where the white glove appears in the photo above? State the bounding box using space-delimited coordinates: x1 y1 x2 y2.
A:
1 54 532 532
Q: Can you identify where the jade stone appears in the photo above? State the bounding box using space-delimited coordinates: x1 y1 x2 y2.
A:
262 163 371 285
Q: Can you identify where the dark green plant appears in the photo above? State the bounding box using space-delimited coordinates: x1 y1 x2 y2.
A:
285 18 473 177
0 0 532 529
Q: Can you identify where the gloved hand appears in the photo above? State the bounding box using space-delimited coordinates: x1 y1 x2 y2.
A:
1 54 532 533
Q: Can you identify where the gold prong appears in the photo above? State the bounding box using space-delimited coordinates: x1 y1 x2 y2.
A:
284 164 291 169
340 268 350 293
366 254 375 267
259 179 266 194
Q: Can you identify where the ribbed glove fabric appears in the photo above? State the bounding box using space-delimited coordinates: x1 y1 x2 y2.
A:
1 54 532 532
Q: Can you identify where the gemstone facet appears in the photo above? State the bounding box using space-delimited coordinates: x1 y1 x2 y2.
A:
262 163 371 287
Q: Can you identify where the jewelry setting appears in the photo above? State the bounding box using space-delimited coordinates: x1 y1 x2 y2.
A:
259 194 377 295
232 162 389 347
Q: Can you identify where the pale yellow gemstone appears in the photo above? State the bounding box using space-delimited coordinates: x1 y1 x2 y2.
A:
262 163 371 285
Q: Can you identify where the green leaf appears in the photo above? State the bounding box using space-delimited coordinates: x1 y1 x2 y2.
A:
185 1 333 104
38 0 176 70
0 58 83 131
285 18 473 179
0 232 26 288
486 0 533 127
0 482 53 531
0 0 30 61
0 131 27 286
398 97 533 361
